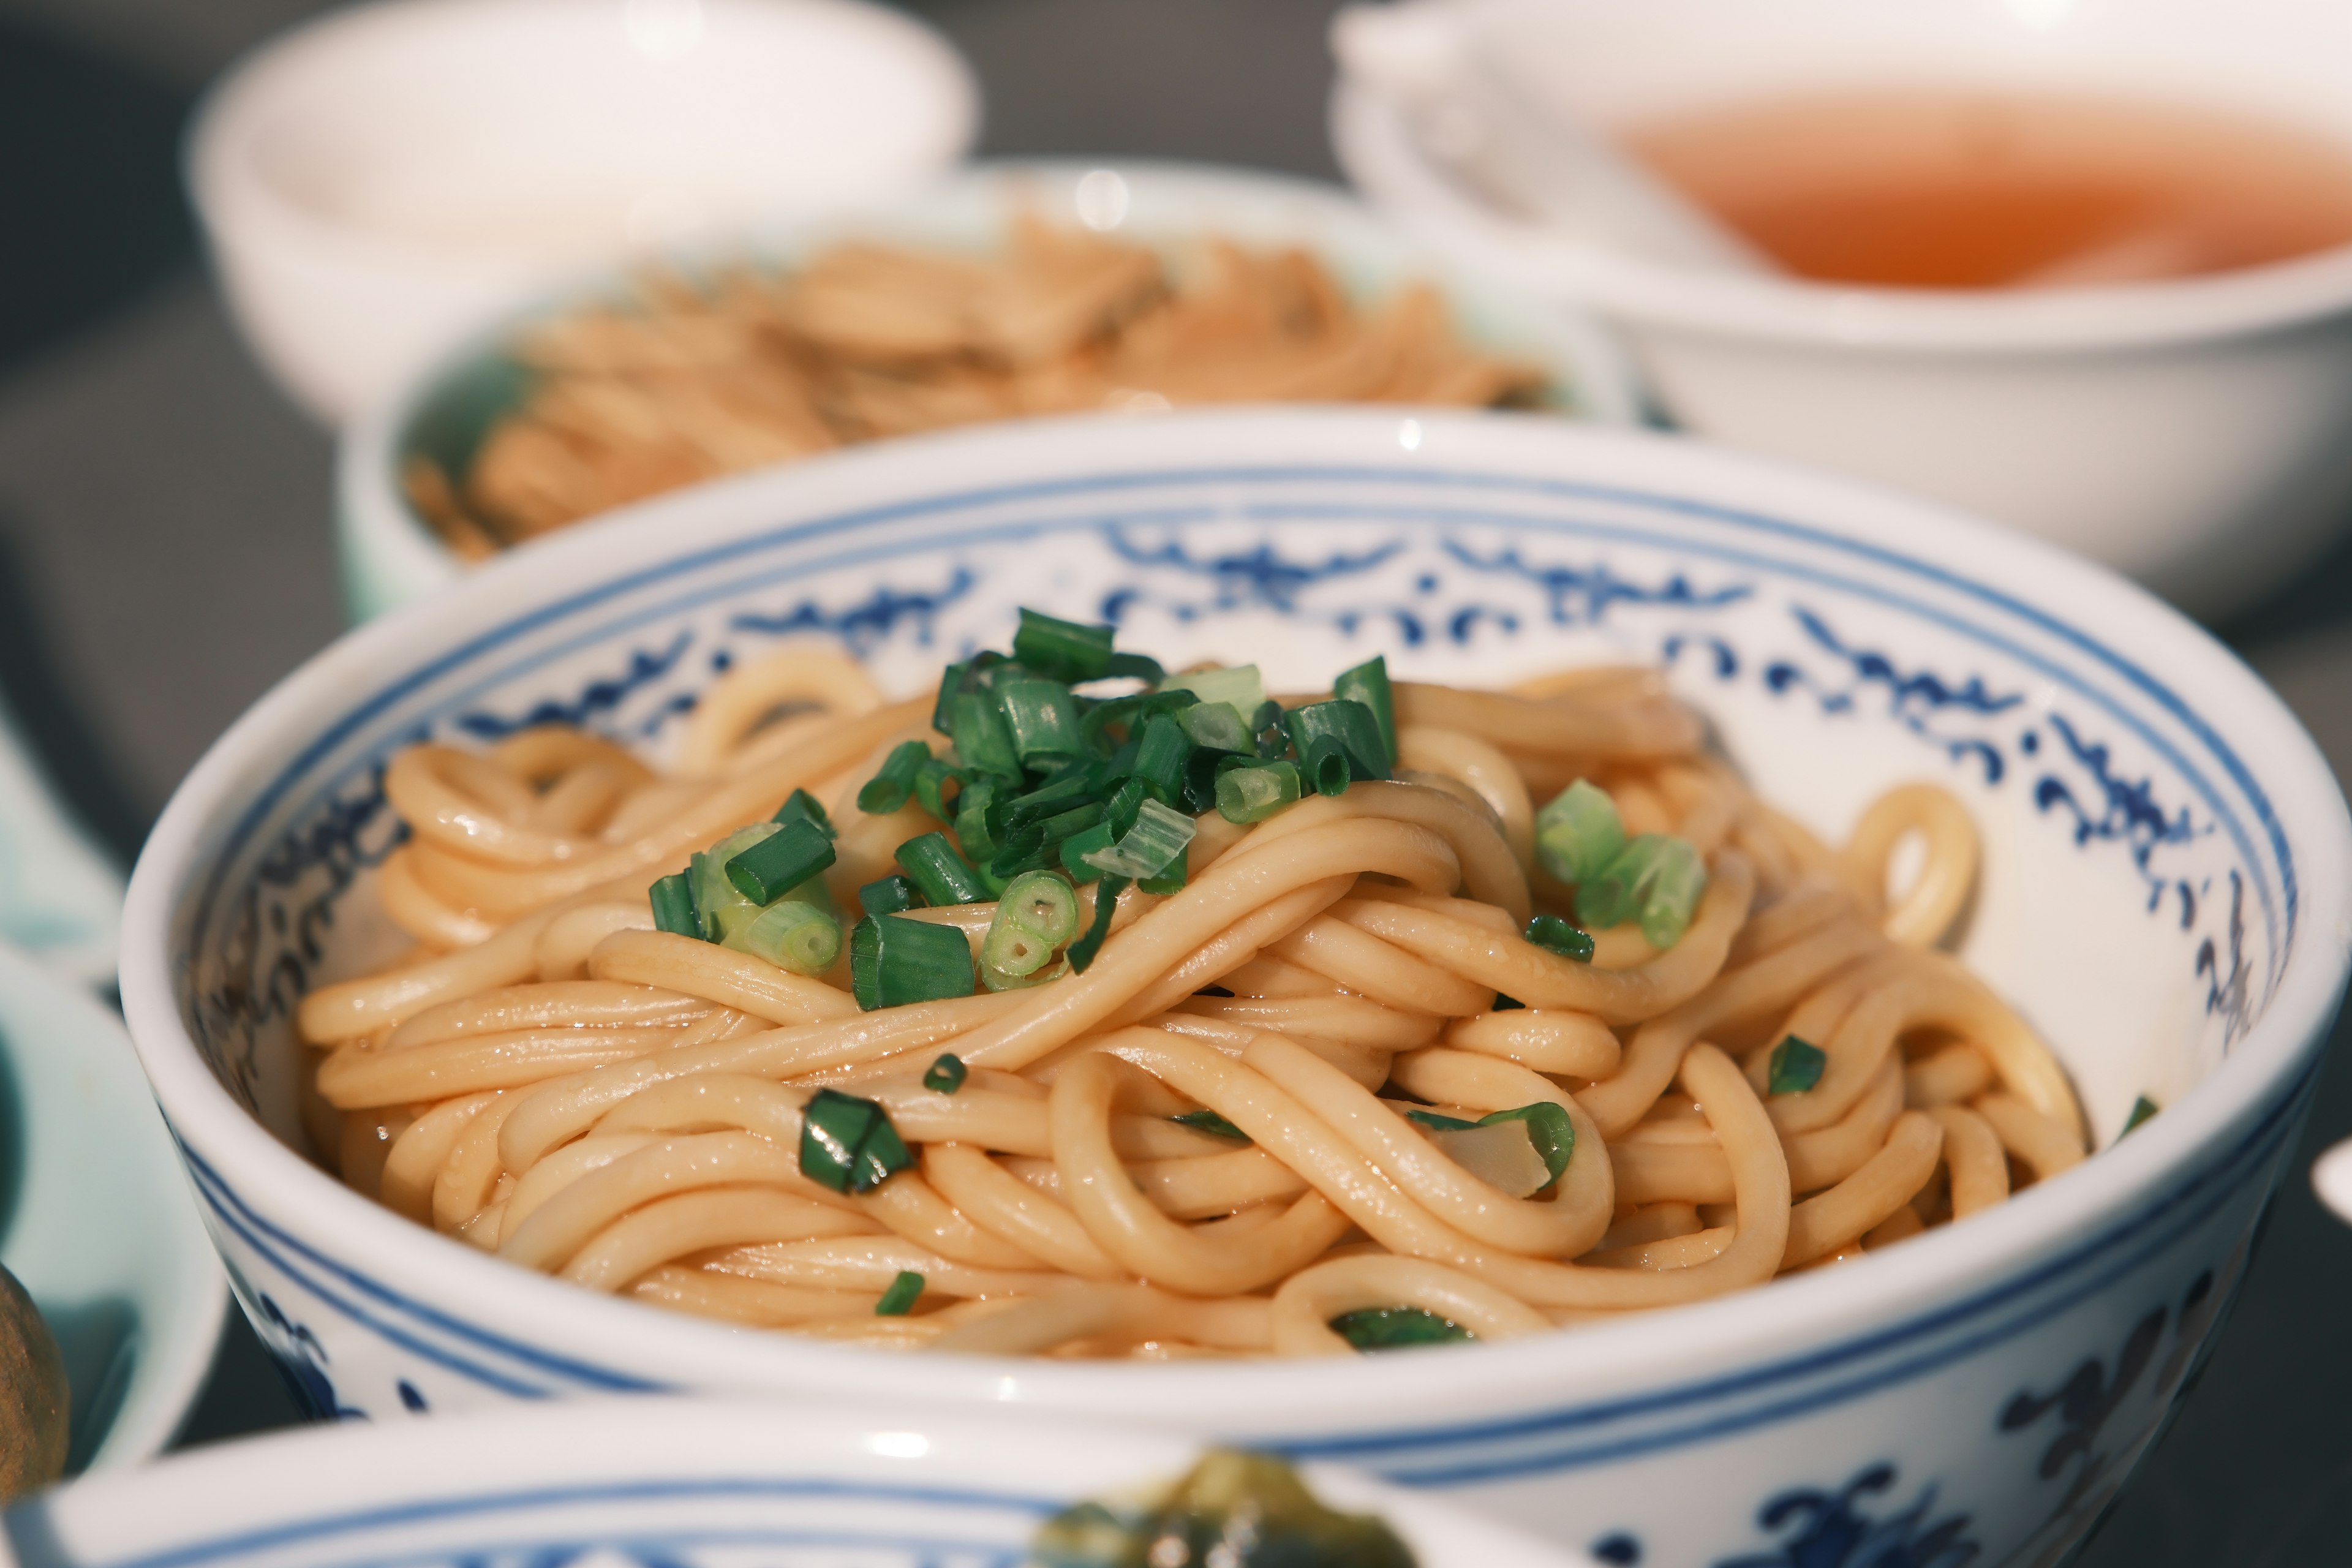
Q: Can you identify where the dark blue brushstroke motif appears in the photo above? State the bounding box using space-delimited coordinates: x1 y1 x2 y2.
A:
1102 528 1404 613
2196 871 2253 1042
1663 634 1740 680
453 631 694 740
2032 712 2200 905
1765 606 2019 785
1716 1464 1979 1568
252 1292 366 1422
729 567 977 654
1442 540 1752 625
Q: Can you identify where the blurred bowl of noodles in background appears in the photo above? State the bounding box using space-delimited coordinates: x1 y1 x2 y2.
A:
334 160 1646 620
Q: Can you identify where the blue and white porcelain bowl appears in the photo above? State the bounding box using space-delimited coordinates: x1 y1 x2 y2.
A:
4 1400 1589 1567
120 410 2352 1566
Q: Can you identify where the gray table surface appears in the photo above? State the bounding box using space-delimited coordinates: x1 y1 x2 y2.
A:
2 2 2348 1561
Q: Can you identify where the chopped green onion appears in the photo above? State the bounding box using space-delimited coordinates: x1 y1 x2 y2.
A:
949 692 1022 779
924 1054 968 1095
954 778 1003 865
1215 759 1303 824
1332 655 1397 771
1083 797 1196 881
856 740 930 815
1182 748 1229 814
1330 1306 1472 1351
723 896 842 976
1478 1102 1575 1186
1126 714 1193 801
1175 700 1253 754
1284 700 1388 789
982 910 1060 979
1159 664 1267 714
1404 1108 1479 1132
895 832 987 907
1034 803 1106 846
1007 763 1099 822
997 870 1080 947
1638 838 1708 949
1536 780 1626 886
849 914 976 1010
1524 914 1596 963
874 1268 925 1316
1065 876 1128 973
649 872 698 938
1300 736 1352 796
725 818 837 906
1575 833 1670 930
1140 860 1187 897
996 679 1084 766
1012 608 1117 682
1102 775 1151 835
1767 1035 1828 1096
1173 1108 1250 1141
2119 1095 2159 1142
1079 689 1189 755
859 873 924 916
797 1087 913 1193
913 758 963 822
1426 1122 1553 1197
1059 820 1117 883
694 827 775 940
1104 650 1166 684
1251 699 1289 758
771 788 835 837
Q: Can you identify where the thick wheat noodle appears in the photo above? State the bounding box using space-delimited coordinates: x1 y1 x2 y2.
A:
1441 1008 1620 1079
534 903 656 980
1173 993 1442 1053
1724 878 1851 966
301 897 586 1042
1219 785 1528 921
1784 1055 1907 1191
922 1143 1125 1279
1973 1093 2088 1179
707 1236 1067 1300
388 981 709 1047
1743 949 1915 1101
386 745 599 867
522 761 635 835
1099 879 1354 1027
377 846 497 948
630 1265 876 1326
1597 1202 1702 1252
1784 1112 1945 1267
1396 725 1536 866
318 1027 676 1109
434 1095 522 1231
502 1134 660 1235
1270 1256 1551 1355
1906 1043 1997 1108
1846 783 1980 949
587 930 863 1025
1611 1141 1733 1206
380 1091 499 1223
1268 917 1494 1016
672 646 884 777
1392 683 1701 759
1929 1105 2011 1216
1580 914 1878 1137
927 1283 1275 1357
1004 1148 1314 1221
499 1131 813 1271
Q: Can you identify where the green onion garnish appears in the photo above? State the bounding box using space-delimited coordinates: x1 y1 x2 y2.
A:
924 1054 968 1095
981 875 1077 981
1329 1306 1472 1351
954 778 1003 865
1524 914 1596 962
1404 1109 1480 1132
1101 775 1150 835
1215 759 1302 824
1058 820 1117 883
1301 736 1351 797
996 678 1084 766
857 740 931 815
1140 859 1187 897
1333 654 1397 771
1082 797 1196 881
722 895 842 976
1159 664 1267 715
1172 1109 1250 1141
1636 837 1706 949
949 692 1022 780
1477 1101 1575 1186
873 1268 924 1316
895 831 987 907
797 1087 914 1194
1065 876 1128 973
693 827 774 940
1767 1035 1828 1096
1284 699 1388 792
1126 714 1193 802
913 758 963 822
1172 701 1251 756
771 788 835 837
725 817 837 907
859 873 924 916
649 872 698 938
1536 780 1626 887
1575 832 1669 930
1012 608 1117 683
2119 1095 2159 1142
849 913 976 1010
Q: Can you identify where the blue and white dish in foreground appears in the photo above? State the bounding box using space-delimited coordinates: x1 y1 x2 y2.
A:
4 1401 1589 1567
121 410 2352 1566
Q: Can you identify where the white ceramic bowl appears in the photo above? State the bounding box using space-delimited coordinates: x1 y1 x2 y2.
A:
188 0 978 423
0 940 224 1472
122 409 2351 1565
335 159 1648 621
5 1400 1592 1567
1331 0 2352 621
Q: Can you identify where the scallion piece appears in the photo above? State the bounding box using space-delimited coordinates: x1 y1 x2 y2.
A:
649 872 698 938
1173 1109 1249 1141
1175 699 1253 755
1159 664 1266 714
849 913 976 1010
2119 1095 2159 1142
873 1268 924 1316
723 896 842 976
997 870 1080 947
1082 797 1196 881
1012 608 1117 682
954 778 1003 865
895 832 987 907
1300 735 1352 797
1284 699 1388 788
1126 713 1193 802
797 1087 914 1193
1065 876 1128 973
924 1054 968 1095
913 758 963 822
1059 820 1117 883
725 818 837 906
1035 802 1105 845
1575 833 1670 930
1102 775 1151 835
1007 763 1099 823
996 679 1084 766
981 917 1058 980
771 788 835 837
857 740 931 815
949 692 1022 779
1536 780 1626 887
1215 759 1302 824
1332 654 1396 771
1404 1108 1480 1132
1141 860 1187 896
1638 837 1708 949
1767 1035 1827 1096
1524 914 1596 963
859 874 924 916
1330 1306 1472 1351
1478 1102 1575 1186
694 827 774 940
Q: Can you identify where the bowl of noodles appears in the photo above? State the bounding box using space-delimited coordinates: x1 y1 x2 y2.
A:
123 408 2350 1565
333 160 1645 619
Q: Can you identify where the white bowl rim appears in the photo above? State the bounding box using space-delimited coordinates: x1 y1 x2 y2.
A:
1332 81 2352 355
184 0 981 280
126 408 2352 1429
